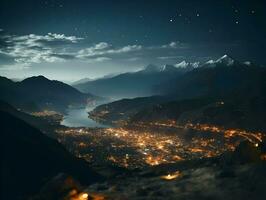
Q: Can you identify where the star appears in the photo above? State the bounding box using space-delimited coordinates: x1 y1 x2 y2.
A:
251 10 255 14
185 17 191 24
170 19 173 22
196 13 200 17
235 21 239 24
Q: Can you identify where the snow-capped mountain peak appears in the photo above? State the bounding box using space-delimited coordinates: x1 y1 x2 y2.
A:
204 55 236 67
175 61 200 68
142 64 178 73
243 61 252 66
161 64 177 72
216 54 235 66
143 64 162 72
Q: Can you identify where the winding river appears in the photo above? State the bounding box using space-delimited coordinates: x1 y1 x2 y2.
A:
61 105 109 128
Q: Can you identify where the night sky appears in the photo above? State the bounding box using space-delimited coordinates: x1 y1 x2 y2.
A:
0 0 265 81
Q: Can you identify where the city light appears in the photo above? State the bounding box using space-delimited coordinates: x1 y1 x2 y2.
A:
160 171 182 180
55 120 264 169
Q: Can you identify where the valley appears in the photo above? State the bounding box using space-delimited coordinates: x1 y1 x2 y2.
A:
1 1 266 199
54 120 263 169
1 55 266 200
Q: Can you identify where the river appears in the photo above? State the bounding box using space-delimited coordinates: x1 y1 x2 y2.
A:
61 105 109 128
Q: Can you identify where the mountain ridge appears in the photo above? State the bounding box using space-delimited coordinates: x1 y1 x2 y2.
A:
0 75 97 112
74 63 191 99
89 56 266 130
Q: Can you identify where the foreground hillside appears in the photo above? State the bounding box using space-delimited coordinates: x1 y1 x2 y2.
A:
78 141 266 200
0 111 102 200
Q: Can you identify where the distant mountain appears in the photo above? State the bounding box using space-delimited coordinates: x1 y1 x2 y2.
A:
0 75 97 112
0 111 102 200
174 60 200 69
90 55 266 130
159 55 266 98
203 54 237 67
89 96 168 125
74 64 193 99
71 77 92 85
129 93 266 132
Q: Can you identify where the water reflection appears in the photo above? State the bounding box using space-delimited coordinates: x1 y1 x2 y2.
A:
61 106 109 128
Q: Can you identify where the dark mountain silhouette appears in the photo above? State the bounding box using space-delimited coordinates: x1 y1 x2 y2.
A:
89 96 168 125
158 55 266 98
71 77 92 85
90 56 266 131
129 94 266 132
0 75 97 112
74 64 191 99
0 111 102 200
0 100 62 137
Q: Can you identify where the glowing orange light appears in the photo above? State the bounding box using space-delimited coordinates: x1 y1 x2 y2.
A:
160 171 182 180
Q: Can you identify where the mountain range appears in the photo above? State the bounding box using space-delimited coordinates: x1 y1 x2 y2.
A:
0 75 98 112
74 63 192 99
158 55 266 98
89 55 266 132
74 55 256 99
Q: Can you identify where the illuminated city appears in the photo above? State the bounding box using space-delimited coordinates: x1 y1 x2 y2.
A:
1 0 266 199
55 121 263 169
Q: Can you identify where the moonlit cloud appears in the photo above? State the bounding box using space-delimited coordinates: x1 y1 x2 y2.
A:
12 33 83 44
0 63 30 71
0 31 192 74
0 32 82 67
94 42 110 50
0 32 144 68
157 56 185 60
77 43 142 58
86 57 112 63
161 41 189 49
127 57 141 61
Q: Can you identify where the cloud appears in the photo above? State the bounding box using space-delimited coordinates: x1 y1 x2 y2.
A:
0 31 190 71
12 33 82 44
0 32 144 69
127 57 141 61
161 41 189 49
86 57 112 63
77 43 142 58
0 63 30 71
157 56 184 60
0 32 82 67
94 42 110 50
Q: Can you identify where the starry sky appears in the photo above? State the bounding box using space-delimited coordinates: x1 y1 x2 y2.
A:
0 0 265 81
